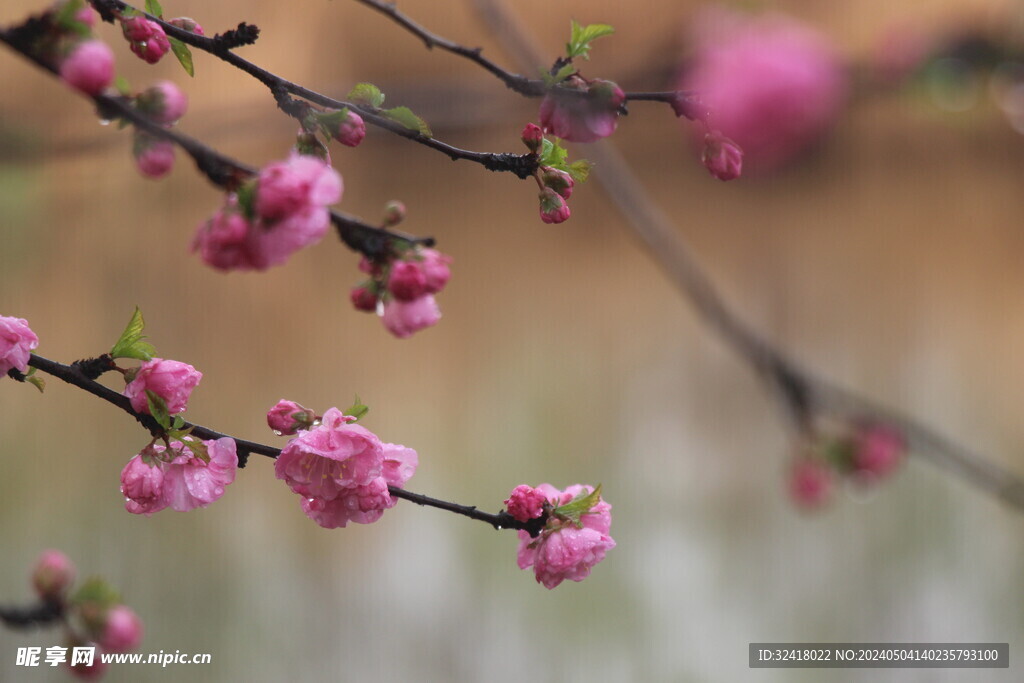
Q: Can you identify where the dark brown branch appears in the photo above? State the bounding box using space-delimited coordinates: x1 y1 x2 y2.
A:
471 0 1024 512
0 24 432 257
25 354 543 533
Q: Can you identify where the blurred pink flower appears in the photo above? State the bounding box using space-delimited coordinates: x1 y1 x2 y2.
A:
59 40 114 96
387 260 429 301
133 135 175 179
539 78 625 143
31 549 75 601
680 9 847 173
99 605 143 653
123 358 202 415
190 203 258 271
789 459 833 510
381 295 441 338
137 80 188 125
419 249 452 294
852 425 905 479
702 130 743 180
0 315 39 376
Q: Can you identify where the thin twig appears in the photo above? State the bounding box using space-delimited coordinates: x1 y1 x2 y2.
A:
470 0 1024 512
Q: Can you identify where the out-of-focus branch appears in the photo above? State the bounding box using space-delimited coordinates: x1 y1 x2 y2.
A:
471 0 1024 512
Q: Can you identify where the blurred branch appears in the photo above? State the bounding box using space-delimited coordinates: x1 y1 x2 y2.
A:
354 0 691 110
0 24 432 257
470 0 1024 512
22 354 545 534
88 0 538 178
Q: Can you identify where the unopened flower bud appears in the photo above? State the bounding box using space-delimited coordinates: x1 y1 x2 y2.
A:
350 285 378 312
702 130 743 181
538 188 570 224
121 17 170 64
267 400 316 435
382 200 406 227
387 261 428 301
59 40 114 96
132 131 175 179
852 425 905 479
587 79 626 111
333 110 366 148
31 550 75 601
167 17 204 36
789 459 833 510
99 605 143 653
505 485 547 522
521 122 543 153
540 166 574 200
136 80 188 125
419 248 451 294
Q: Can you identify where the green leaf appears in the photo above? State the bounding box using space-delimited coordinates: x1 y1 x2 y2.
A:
145 390 171 430
113 75 132 97
539 137 568 169
55 0 91 36
110 307 156 361
566 21 615 60
172 415 185 429
26 375 45 393
145 0 164 18
542 62 576 87
71 577 120 610
344 395 369 422
168 37 195 78
382 106 432 137
182 437 210 464
552 484 603 527
347 83 385 109
236 180 257 222
567 159 593 183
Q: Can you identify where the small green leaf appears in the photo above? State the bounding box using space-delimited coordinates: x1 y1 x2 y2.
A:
145 390 171 430
553 484 603 527
567 21 615 60
172 415 185 429
344 395 369 421
567 159 593 183
236 180 257 222
539 137 568 169
113 76 132 97
110 307 156 361
145 0 164 18
168 37 195 78
182 437 210 464
71 577 120 609
26 375 45 393
382 106 432 137
347 83 385 109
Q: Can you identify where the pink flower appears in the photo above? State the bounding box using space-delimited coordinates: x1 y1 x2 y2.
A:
702 130 743 181
789 459 833 510
121 438 238 515
505 485 547 523
133 134 175 179
516 484 615 589
167 17 204 36
267 399 314 436
99 605 143 653
350 285 378 312
852 425 905 479
540 166 574 199
0 315 39 376
334 110 366 147
275 407 383 500
59 40 114 96
381 442 418 488
250 154 342 269
539 188 570 224
31 550 75 601
521 122 543 152
539 78 625 143
191 203 259 271
74 5 96 29
387 261 428 301
680 8 847 173
123 358 202 415
122 17 171 64
420 249 452 294
381 295 441 338
137 80 188 125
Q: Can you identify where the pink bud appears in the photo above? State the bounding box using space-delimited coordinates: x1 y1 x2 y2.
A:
137 80 188 125
167 17 204 36
387 261 428 301
789 459 833 510
74 5 96 29
123 358 202 415
521 122 543 152
99 605 143 652
120 453 167 515
382 295 441 338
419 248 451 294
358 256 381 276
0 315 39 377
350 285 378 312
505 485 547 522
538 188 570 224
382 200 406 227
267 399 315 435
59 40 115 96
852 425 905 479
31 550 75 601
191 202 260 272
133 133 175 179
702 130 743 181
540 166 574 200
334 110 366 148
122 18 170 64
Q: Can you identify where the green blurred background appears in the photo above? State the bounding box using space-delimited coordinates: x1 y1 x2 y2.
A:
2 0 1024 681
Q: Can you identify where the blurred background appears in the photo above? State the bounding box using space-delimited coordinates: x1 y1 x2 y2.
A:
2 0 1024 680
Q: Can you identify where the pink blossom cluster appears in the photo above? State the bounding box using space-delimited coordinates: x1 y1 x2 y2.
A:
789 424 906 510
122 358 202 415
539 76 626 143
513 484 616 589
273 407 418 528
680 8 848 174
26 550 143 679
0 315 39 377
192 153 343 271
350 245 452 338
520 124 576 223
120 437 238 514
120 16 171 64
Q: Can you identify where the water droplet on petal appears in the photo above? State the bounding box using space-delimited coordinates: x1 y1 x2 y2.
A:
272 429 283 436
99 119 111 126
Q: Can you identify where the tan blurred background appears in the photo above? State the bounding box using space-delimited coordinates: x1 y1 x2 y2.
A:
2 0 1024 681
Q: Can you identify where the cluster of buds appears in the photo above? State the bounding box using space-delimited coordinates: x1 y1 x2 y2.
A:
119 15 170 65
538 75 626 143
521 124 576 224
42 2 113 97
25 550 143 679
789 422 907 510
268 400 418 528
349 203 452 338
130 80 188 179
191 152 343 271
